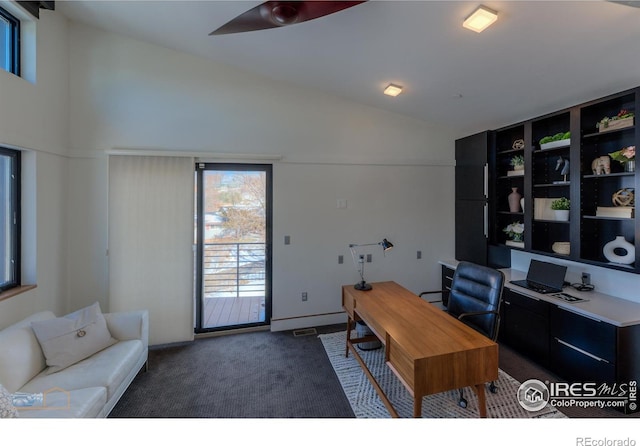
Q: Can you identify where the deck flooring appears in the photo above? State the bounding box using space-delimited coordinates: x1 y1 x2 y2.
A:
202 296 265 328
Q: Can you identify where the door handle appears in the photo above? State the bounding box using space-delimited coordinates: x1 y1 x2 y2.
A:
483 203 488 238
483 163 488 199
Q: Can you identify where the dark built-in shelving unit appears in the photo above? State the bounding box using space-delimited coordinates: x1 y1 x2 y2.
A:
489 87 639 273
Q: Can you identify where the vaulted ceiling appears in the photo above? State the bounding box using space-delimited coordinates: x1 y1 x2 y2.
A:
58 1 640 135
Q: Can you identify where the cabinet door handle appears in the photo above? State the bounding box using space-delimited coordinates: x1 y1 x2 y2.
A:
504 301 511 305
555 338 610 363
483 163 489 199
483 203 488 238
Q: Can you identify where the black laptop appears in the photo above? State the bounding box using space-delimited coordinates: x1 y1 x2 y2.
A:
510 259 567 294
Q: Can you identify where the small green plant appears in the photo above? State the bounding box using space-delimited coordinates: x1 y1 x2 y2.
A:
539 131 571 145
597 109 635 130
510 155 525 168
609 145 635 164
551 197 570 210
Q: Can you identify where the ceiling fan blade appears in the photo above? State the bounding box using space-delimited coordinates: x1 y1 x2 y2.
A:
210 1 366 36
608 1 640 7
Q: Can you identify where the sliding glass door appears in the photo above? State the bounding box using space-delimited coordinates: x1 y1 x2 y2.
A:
194 163 272 332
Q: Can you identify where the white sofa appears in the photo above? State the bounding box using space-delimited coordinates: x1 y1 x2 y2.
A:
0 309 148 418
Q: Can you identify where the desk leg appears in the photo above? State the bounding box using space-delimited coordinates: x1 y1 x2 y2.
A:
345 317 352 358
413 397 422 418
475 384 488 418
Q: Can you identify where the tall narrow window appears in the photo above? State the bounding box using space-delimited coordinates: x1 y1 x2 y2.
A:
0 6 20 75
0 147 20 292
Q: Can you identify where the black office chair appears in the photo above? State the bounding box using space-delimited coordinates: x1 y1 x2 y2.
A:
420 261 505 408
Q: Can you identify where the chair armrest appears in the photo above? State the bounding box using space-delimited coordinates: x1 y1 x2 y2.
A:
419 290 449 304
457 310 499 321
104 310 149 349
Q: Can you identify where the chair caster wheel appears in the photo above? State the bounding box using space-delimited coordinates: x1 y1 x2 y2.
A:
489 383 498 394
458 398 468 408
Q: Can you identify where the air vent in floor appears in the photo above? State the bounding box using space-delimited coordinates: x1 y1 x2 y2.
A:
293 328 317 337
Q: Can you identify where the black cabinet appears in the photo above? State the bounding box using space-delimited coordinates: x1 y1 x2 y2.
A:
455 132 489 265
455 132 510 268
499 288 550 367
549 305 616 384
456 132 489 201
550 305 640 389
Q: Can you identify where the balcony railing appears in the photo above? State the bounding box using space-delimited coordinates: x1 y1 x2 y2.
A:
203 242 265 299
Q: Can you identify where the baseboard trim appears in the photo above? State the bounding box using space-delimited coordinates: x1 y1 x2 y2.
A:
270 313 347 332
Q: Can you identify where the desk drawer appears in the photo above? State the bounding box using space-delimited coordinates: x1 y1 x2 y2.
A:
504 288 548 316
342 288 355 319
550 337 616 384
550 305 616 364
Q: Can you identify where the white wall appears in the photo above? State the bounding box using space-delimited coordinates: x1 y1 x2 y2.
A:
65 23 458 341
0 10 69 329
271 162 454 330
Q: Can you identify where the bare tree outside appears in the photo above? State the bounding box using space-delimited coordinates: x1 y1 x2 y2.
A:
204 171 266 243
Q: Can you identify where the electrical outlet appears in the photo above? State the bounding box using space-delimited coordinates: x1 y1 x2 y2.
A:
301 292 308 302
366 254 372 263
338 255 343 264
582 272 591 286
417 250 422 259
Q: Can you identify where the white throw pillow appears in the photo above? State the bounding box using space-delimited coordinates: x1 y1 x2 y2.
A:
0 383 18 418
31 302 117 374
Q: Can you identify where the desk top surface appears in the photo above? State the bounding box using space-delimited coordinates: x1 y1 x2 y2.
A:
439 259 640 327
342 281 496 359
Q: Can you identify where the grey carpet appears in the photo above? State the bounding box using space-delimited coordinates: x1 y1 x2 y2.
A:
109 324 638 418
320 330 565 418
109 326 354 418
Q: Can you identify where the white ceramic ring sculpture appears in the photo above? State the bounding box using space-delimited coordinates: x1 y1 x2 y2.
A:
603 236 635 265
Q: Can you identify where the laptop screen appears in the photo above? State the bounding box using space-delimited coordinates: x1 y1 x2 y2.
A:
526 259 567 290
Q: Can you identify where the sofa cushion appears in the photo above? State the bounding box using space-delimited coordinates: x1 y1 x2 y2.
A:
31 302 117 374
0 311 54 393
0 383 18 418
16 387 107 418
20 339 144 401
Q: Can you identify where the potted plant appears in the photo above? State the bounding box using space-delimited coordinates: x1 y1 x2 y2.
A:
510 154 525 171
608 145 635 173
539 131 571 150
503 221 524 248
597 109 635 132
551 197 570 221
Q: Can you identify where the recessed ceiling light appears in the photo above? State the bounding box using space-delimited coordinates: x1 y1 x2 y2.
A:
383 84 403 97
463 5 498 33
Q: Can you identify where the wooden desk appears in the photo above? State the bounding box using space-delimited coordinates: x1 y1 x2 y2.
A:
342 281 498 418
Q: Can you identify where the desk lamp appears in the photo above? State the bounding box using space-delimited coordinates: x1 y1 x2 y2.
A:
348 238 393 291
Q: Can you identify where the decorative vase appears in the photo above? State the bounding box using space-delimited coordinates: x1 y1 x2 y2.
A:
520 197 525 212
624 160 635 173
603 236 635 265
508 187 522 213
554 210 569 221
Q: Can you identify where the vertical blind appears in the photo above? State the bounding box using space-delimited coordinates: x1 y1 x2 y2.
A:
108 155 194 345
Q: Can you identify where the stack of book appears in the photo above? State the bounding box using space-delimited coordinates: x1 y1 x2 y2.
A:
596 206 634 218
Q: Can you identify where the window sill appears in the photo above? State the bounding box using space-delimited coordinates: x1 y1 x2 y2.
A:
0 284 37 302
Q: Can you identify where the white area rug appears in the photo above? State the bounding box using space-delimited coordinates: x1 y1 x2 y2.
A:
319 330 566 419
